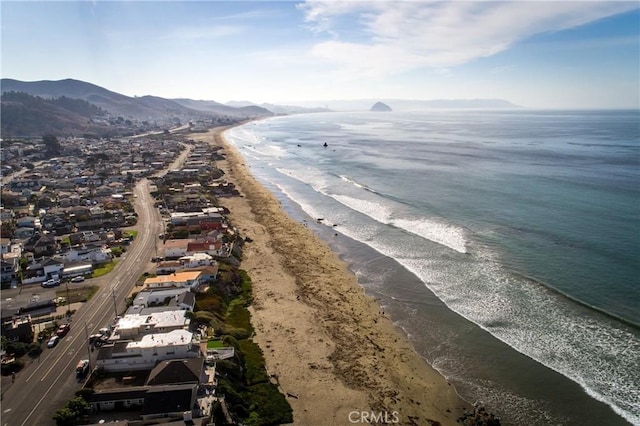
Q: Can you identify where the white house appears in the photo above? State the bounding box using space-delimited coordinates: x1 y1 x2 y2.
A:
162 239 192 258
131 288 191 309
96 329 200 372
54 247 112 264
156 253 216 275
110 310 190 340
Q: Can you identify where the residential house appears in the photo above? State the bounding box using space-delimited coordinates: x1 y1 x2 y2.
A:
145 358 206 386
110 310 191 340
86 386 148 413
55 246 112 265
96 329 199 372
1 258 19 284
85 384 198 423
130 288 191 309
1 315 34 344
0 238 10 255
186 240 225 257
162 239 192 259
156 253 216 275
143 271 205 291
15 216 37 229
22 258 64 284
24 233 56 256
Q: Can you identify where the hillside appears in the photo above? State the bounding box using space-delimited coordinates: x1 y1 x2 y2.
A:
0 78 273 122
0 91 115 138
171 98 273 118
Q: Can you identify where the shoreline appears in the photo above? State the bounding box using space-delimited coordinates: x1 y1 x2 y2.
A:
188 125 471 425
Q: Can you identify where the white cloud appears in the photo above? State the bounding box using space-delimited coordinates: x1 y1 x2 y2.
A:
300 0 638 78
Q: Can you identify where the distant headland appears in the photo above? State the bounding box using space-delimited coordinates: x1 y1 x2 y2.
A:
370 101 392 112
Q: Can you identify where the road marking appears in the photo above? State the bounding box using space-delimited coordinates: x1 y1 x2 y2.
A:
3 409 12 413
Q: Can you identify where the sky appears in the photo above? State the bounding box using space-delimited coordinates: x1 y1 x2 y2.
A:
1 0 639 109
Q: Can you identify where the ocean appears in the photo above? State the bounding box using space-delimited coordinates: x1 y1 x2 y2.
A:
224 109 640 425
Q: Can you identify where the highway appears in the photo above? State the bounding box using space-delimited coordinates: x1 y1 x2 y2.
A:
1 178 163 426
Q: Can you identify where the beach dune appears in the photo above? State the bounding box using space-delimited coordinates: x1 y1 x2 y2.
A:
189 127 469 425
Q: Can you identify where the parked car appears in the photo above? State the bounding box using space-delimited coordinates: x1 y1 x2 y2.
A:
56 324 71 337
76 359 90 378
47 336 59 348
41 278 60 288
70 276 85 283
88 333 103 344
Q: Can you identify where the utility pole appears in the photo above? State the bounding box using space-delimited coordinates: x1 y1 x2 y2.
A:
112 288 118 319
65 281 71 316
84 323 92 370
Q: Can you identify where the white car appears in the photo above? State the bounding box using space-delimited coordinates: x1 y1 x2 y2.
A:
41 278 60 288
47 335 59 348
70 276 85 283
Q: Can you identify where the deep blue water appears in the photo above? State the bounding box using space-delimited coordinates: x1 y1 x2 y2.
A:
225 110 640 425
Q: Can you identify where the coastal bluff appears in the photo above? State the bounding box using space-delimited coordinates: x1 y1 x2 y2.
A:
370 101 392 111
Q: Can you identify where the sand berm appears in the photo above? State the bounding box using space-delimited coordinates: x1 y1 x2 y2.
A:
188 125 471 426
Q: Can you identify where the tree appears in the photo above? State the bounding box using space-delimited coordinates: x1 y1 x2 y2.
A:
52 397 89 426
42 134 61 156
52 407 77 426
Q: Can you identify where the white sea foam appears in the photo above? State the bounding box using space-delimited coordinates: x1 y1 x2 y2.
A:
331 194 467 253
398 254 640 425
339 175 379 194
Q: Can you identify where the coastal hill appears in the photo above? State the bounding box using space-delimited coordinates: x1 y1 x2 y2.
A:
0 78 275 137
171 98 272 118
370 101 392 111
0 91 115 137
226 100 332 115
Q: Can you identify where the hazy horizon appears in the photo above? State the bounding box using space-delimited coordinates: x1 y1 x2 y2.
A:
2 1 639 109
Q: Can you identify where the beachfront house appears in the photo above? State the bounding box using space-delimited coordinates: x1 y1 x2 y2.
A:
130 288 195 312
142 270 205 291
110 310 191 340
96 329 200 372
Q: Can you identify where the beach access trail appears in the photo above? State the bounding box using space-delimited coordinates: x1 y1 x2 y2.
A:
188 126 469 425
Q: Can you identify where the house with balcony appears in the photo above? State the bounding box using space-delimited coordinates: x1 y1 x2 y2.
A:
129 288 195 312
96 329 199 372
110 310 191 340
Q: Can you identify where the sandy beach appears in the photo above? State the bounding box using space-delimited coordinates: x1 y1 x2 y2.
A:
188 126 470 425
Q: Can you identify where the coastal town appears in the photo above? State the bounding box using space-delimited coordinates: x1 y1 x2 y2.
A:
0 128 294 425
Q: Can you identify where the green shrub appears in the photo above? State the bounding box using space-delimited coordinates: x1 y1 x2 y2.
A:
28 343 43 358
247 382 293 425
226 303 252 335
1 359 24 375
239 339 268 385
7 341 28 357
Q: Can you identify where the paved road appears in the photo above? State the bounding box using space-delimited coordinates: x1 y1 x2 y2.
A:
1 178 162 426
